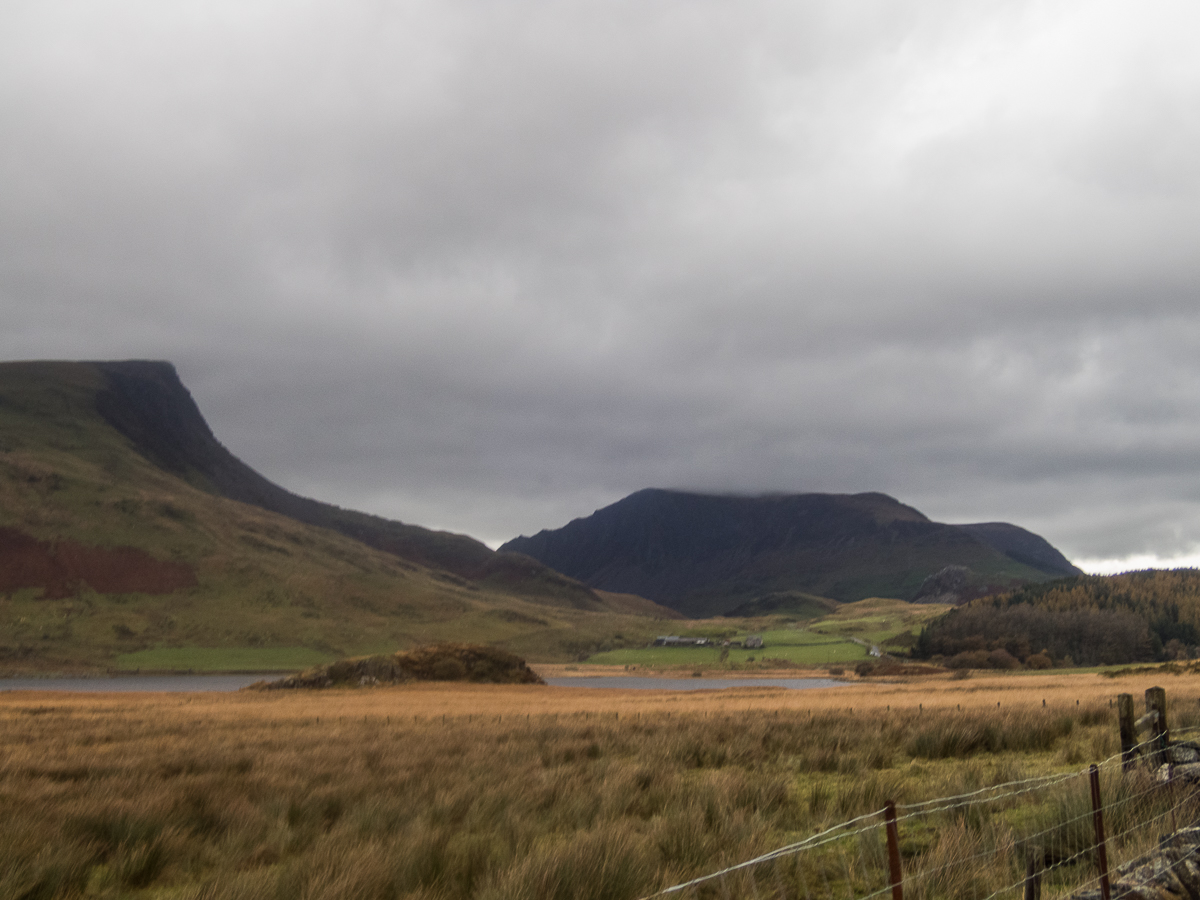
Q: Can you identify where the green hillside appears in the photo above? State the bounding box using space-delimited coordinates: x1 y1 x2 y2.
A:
0 361 674 673
91 360 600 605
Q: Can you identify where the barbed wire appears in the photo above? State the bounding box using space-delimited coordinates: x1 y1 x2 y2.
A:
965 774 1200 900
637 807 889 898
641 716 1200 900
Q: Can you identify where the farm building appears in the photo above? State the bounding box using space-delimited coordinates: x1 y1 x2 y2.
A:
653 635 711 647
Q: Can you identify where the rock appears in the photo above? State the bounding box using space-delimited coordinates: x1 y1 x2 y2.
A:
1167 742 1200 764
911 565 972 604
1155 762 1200 784
1070 827 1200 900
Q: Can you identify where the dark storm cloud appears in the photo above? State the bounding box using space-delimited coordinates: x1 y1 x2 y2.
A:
3 0 1200 569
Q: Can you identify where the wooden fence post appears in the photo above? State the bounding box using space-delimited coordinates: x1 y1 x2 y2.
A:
885 801 903 900
1089 764 1111 900
1023 845 1043 900
1146 686 1169 770
1117 693 1137 771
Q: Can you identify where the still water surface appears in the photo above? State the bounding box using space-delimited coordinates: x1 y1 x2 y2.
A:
0 675 266 692
544 676 842 690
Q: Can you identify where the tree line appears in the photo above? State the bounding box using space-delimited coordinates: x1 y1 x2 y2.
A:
913 569 1200 668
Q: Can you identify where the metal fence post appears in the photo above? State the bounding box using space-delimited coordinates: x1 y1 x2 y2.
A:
884 800 903 900
1089 764 1111 900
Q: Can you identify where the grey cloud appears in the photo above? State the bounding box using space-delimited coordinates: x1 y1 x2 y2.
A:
3 0 1200 564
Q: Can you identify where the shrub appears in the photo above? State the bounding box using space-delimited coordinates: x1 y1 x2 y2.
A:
432 658 468 681
987 648 1020 670
946 650 991 670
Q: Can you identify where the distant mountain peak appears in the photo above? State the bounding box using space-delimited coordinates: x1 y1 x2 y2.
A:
501 489 1079 617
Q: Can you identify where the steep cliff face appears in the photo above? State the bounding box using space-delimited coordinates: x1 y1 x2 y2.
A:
502 489 1080 617
0 360 678 672
90 360 599 607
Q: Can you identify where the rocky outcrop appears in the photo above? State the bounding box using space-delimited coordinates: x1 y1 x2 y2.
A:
1071 827 1200 900
909 564 1028 605
248 643 544 690
912 565 973 604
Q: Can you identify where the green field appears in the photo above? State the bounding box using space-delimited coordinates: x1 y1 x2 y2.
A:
586 626 869 667
808 597 952 647
114 646 337 672
583 598 953 669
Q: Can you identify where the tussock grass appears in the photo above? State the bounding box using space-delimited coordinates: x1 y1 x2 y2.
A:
3 674 1199 899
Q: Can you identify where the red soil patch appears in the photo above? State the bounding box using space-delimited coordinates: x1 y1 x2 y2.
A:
0 527 196 599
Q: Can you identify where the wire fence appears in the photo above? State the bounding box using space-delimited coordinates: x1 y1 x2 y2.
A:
639 726 1200 900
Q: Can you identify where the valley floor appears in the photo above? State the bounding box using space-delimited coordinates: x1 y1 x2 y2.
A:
4 667 1180 716
4 669 1198 900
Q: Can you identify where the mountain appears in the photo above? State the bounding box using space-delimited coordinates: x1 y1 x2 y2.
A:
0 360 674 672
92 360 595 604
500 489 1082 617
954 523 1079 580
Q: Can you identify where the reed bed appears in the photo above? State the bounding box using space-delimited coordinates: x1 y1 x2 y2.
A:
2 672 1199 900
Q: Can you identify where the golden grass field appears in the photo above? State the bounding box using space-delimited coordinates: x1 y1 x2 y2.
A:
4 666 1180 719
4 669 1200 900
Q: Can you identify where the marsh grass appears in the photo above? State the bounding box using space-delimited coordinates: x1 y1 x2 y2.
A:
2 682 1198 900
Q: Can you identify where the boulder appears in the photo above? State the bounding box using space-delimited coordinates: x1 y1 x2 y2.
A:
1071 827 1200 900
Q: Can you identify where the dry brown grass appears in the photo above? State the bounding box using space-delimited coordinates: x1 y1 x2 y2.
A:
3 671 1199 900
9 667 1195 721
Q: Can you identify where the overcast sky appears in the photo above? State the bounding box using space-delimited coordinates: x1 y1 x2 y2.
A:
4 1 1199 572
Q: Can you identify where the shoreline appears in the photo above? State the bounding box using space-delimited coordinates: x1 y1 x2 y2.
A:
531 663 849 680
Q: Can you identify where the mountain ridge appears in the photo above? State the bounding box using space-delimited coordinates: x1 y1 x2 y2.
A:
91 360 599 607
0 360 675 672
501 488 1081 617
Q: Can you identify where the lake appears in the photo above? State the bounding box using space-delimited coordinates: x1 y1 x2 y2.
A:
0 675 844 692
544 676 843 690
0 675 267 692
